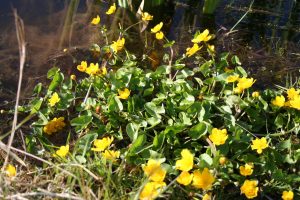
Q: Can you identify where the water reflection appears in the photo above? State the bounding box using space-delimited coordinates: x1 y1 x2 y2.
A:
0 0 300 103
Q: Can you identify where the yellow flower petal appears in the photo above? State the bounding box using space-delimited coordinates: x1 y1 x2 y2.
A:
192 168 215 190
91 15 100 25
240 163 254 176
155 31 164 40
282 190 294 200
6 164 16 177
118 88 130 99
49 92 60 107
177 171 193 186
143 159 166 182
151 22 163 33
175 149 194 172
53 145 69 158
209 128 228 146
251 137 268 154
240 180 259 199
106 3 116 15
141 12 153 21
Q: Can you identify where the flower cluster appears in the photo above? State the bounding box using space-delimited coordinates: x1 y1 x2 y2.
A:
140 159 166 200
186 29 213 57
151 22 164 40
175 149 215 197
272 87 300 110
226 75 256 94
43 117 66 135
77 61 107 76
91 136 120 161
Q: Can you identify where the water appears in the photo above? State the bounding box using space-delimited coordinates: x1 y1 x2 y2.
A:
0 0 300 104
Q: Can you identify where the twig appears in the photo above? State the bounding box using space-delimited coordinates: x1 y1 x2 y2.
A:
8 145 77 178
2 9 26 170
227 0 254 34
0 188 84 200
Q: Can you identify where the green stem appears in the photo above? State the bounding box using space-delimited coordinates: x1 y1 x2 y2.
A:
0 113 36 140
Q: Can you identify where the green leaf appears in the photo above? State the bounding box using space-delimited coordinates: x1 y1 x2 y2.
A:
33 83 42 95
236 66 247 77
30 98 43 114
47 67 59 78
145 102 164 117
163 40 175 48
126 123 139 142
231 55 241 65
48 71 64 91
274 114 284 128
108 96 123 112
75 132 98 156
71 115 93 131
189 122 208 140
153 132 165 150
200 153 213 166
128 134 146 155
277 139 291 150
154 65 171 75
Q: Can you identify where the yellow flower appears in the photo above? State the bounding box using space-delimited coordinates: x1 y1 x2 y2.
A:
106 3 116 15
151 22 163 33
101 66 107 76
186 43 201 57
49 92 60 107
290 95 300 110
111 38 125 53
207 44 215 54
192 29 212 43
143 159 166 182
139 181 166 200
287 88 299 100
192 168 215 190
226 75 239 83
234 86 244 94
224 67 234 73
77 61 88 72
175 149 194 172
251 137 268 154
141 12 153 21
240 163 254 176
43 117 66 135
177 171 193 186
282 190 294 200
53 145 69 158
102 150 120 161
209 128 228 146
219 157 227 165
237 77 256 90
91 136 114 152
86 63 100 76
70 74 76 80
118 88 131 99
202 193 211 200
155 32 164 40
6 164 16 177
240 180 259 199
272 95 285 107
91 15 100 25
252 91 260 98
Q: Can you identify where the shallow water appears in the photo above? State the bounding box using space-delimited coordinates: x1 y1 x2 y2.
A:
0 0 299 104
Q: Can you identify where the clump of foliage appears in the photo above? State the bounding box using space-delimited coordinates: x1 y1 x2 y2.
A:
1 3 299 200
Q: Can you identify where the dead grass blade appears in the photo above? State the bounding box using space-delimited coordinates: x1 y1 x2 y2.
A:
1 9 27 169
